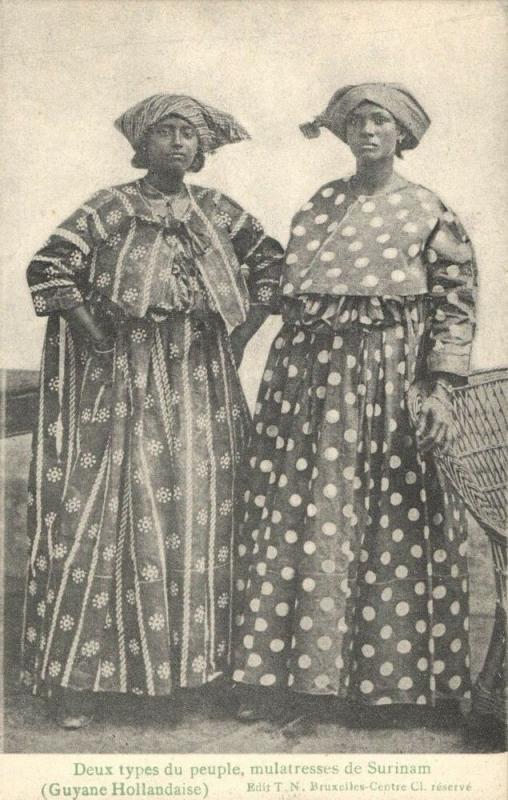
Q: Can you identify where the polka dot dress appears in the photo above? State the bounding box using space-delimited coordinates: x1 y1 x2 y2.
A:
233 301 471 704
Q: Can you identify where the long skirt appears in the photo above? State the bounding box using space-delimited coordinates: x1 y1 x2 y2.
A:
233 300 471 706
22 310 249 696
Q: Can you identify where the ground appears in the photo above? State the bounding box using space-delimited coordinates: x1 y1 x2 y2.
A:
2 434 503 754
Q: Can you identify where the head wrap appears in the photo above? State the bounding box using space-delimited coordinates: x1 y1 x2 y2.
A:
300 83 430 150
115 94 250 153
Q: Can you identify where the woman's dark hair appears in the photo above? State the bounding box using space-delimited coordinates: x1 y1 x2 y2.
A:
131 129 206 172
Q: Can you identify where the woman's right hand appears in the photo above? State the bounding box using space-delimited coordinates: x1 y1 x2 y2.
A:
62 304 113 350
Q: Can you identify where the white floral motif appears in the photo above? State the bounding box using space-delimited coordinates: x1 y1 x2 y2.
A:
196 461 208 478
125 589 136 605
65 497 81 513
28 579 37 596
173 486 183 501
217 641 226 656
59 614 75 631
69 250 84 268
88 523 99 540
45 511 57 526
96 273 112 287
134 372 147 388
26 627 37 643
122 288 139 304
168 343 179 358
27 491 35 506
96 408 111 423
134 420 144 437
76 216 88 231
196 413 208 431
81 408 92 423
170 390 180 405
216 282 231 297
132 687 144 696
81 639 100 657
128 639 140 655
197 509 208 526
72 567 86 583
37 601 46 617
215 407 226 423
148 613 165 631
168 533 181 550
156 487 172 503
194 606 205 623
137 516 152 533
170 581 179 596
102 544 116 561
47 589 55 604
112 448 124 465
144 394 155 409
131 328 147 344
141 563 159 582
92 592 109 609
33 295 47 313
106 210 121 225
90 368 103 382
47 421 58 437
157 662 171 679
115 401 128 418
116 353 128 372
133 468 144 485
146 439 163 456
48 377 60 392
108 497 119 513
104 612 112 629
193 365 207 382
211 360 220 376
35 555 48 571
105 233 121 248
192 655 206 673
194 557 205 574
130 245 147 261
52 543 68 559
220 454 231 470
48 660 62 677
218 593 229 608
214 211 232 228
80 451 96 469
232 405 242 419
217 545 229 562
257 285 273 303
100 660 116 678
219 500 233 516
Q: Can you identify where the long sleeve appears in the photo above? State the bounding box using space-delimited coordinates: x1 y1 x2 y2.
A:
26 194 108 317
424 207 477 377
214 195 284 311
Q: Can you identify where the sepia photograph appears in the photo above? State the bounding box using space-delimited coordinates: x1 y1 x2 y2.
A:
1 0 506 797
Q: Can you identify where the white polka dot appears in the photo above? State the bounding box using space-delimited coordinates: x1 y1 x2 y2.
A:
289 494 302 507
254 618 267 631
450 638 462 653
408 508 420 522
247 653 262 667
365 570 376 584
408 243 420 257
286 253 298 264
261 581 273 595
448 675 462 690
432 623 446 637
395 565 408 579
411 545 423 559
415 619 427 633
269 639 285 653
314 214 328 224
300 616 313 630
376 232 391 244
307 239 320 251
380 551 391 565
380 625 392 640
302 201 314 211
434 549 447 563
335 193 346 205
321 251 336 263
259 673 276 686
275 602 289 617
323 483 337 499
302 577 316 592
321 187 334 197
388 193 402 205
344 429 357 443
432 585 447 600
307 503 317 517
259 459 272 473
370 216 383 228
414 581 426 595
281 566 295 581
381 587 393 602
391 270 406 283
398 676 413 690
341 225 356 237
450 601 460 616
285 530 298 544
348 240 363 252
354 256 370 269
361 274 379 288
360 680 374 694
397 640 412 654
380 661 394 676
320 597 335 612
383 248 398 259
303 541 316 555
432 660 445 675
317 636 332 651
392 529 404 542
314 674 330 689
362 644 375 657
405 471 417 484
362 606 376 621
391 492 403 506
298 654 311 669
322 559 336 574
293 225 306 236
396 601 410 617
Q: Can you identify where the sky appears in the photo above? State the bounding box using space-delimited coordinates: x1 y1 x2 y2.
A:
1 0 506 405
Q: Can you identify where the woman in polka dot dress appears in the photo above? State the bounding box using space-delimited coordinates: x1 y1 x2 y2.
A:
232 84 477 724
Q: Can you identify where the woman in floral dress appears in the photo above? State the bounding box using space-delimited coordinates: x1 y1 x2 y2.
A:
233 84 477 725
22 94 282 727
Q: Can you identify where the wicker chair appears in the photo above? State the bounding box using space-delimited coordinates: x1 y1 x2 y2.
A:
408 367 507 727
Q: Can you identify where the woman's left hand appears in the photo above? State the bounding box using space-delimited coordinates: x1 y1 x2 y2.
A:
416 387 455 453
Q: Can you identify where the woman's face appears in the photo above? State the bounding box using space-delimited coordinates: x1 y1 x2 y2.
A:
346 102 401 162
145 114 199 174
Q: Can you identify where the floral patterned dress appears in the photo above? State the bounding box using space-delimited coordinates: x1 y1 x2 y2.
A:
22 179 282 697
232 176 477 708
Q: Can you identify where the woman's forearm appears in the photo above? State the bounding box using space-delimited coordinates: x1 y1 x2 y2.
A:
62 304 112 345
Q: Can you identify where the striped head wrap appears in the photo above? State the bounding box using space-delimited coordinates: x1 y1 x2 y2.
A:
115 94 250 153
300 83 430 150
